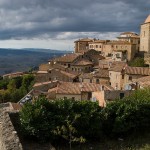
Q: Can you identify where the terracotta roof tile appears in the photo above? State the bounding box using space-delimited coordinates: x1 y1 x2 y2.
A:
60 70 78 79
47 82 111 95
56 82 101 94
109 62 127 72
79 73 93 79
73 59 93 66
133 76 150 88
106 41 132 45
50 53 82 63
125 67 150 75
94 69 109 78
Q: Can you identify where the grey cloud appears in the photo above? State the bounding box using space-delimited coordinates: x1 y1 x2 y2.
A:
0 0 149 40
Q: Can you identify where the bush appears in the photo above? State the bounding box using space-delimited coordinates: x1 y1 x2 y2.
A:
20 88 150 144
103 88 150 136
20 97 103 143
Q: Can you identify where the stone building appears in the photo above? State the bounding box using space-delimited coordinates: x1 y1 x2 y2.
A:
79 69 109 84
140 15 150 65
74 38 93 53
133 76 150 89
117 32 140 52
47 81 113 103
36 69 79 83
3 72 24 79
109 62 127 90
123 66 150 88
140 15 150 53
103 41 136 61
88 40 109 52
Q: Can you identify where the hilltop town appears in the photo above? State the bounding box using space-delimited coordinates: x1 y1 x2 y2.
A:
30 15 150 107
0 15 150 150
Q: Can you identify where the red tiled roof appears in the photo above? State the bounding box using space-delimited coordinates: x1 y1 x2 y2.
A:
135 76 150 88
3 72 24 77
125 67 150 75
60 70 78 79
50 53 82 63
33 81 54 87
109 62 127 72
73 59 93 66
94 69 109 78
48 82 112 95
79 73 93 79
56 82 101 94
89 54 105 60
106 41 132 45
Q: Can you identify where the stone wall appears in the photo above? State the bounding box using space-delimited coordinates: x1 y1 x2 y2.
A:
0 104 23 150
0 103 56 150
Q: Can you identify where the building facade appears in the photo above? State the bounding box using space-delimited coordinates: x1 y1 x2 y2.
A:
140 15 150 53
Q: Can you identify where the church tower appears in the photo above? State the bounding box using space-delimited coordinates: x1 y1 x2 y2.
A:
140 15 150 53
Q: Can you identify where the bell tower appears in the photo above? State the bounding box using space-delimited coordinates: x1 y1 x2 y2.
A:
140 15 150 53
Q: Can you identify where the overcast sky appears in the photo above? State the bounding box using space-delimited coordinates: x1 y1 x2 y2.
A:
0 0 150 50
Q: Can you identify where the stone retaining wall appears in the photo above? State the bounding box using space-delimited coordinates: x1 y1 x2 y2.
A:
0 104 23 150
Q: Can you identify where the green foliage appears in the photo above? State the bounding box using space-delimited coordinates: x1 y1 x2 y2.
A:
22 74 34 92
0 74 34 103
129 57 147 67
20 98 102 144
0 79 9 90
103 88 150 136
20 88 150 146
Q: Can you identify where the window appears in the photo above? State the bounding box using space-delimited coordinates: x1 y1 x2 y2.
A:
115 83 118 90
96 45 98 48
122 75 124 79
96 79 99 84
116 53 120 58
64 97 67 100
120 93 125 99
49 78 51 81
143 31 145 37
129 76 132 81
99 45 101 48
72 97 75 100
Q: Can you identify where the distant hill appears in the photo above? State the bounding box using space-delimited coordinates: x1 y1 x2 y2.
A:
0 48 71 75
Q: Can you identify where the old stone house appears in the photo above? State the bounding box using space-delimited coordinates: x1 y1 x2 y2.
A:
92 90 132 107
123 66 150 88
133 76 150 89
79 69 109 84
109 62 127 90
102 41 136 61
117 32 140 52
71 59 93 73
36 69 79 83
74 38 93 53
46 82 112 102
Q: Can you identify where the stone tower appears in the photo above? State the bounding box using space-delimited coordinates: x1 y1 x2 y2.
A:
140 15 150 53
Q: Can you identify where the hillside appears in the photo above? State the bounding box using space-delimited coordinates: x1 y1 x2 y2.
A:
0 48 71 75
